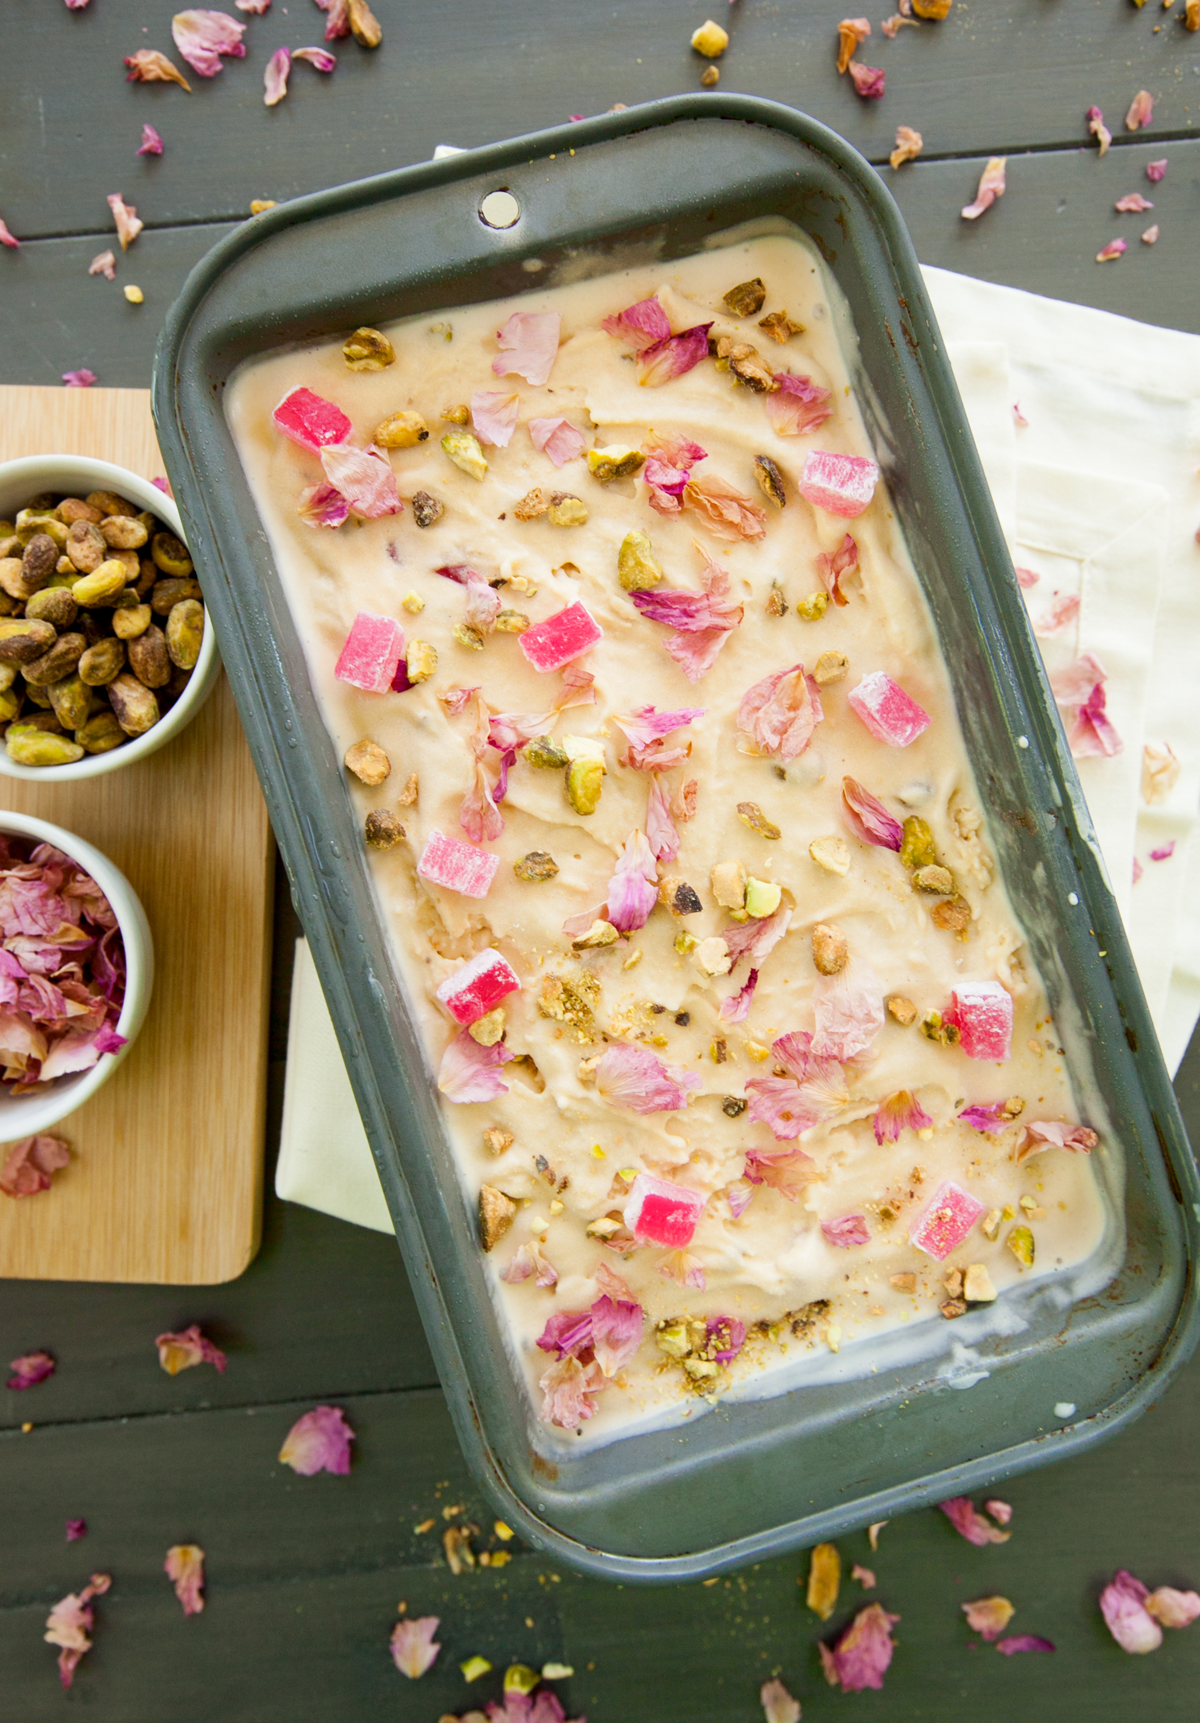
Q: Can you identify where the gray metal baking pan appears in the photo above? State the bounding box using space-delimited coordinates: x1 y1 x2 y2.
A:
152 94 1200 1582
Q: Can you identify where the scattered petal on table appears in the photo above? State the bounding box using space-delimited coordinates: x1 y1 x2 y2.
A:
760 1676 801 1723
962 157 1006 220
1142 225 1160 245
848 61 885 99
939 1496 1011 1545
66 1519 87 1542
137 124 164 156
264 46 291 104
1125 89 1153 131
279 1404 355 1475
0 217 20 249
171 9 248 77
963 1594 1015 1640
890 124 923 168
1101 1569 1163 1654
1086 105 1112 156
88 250 117 280
820 1602 900 1691
390 1613 441 1677
62 369 97 387
124 49 192 89
996 1634 1055 1655
44 1573 111 1690
8 1349 56 1389
164 1544 206 1615
107 193 143 250
155 1325 228 1375
1 1134 70 1197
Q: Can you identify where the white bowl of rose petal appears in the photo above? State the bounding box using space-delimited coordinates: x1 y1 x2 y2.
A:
0 810 153 1144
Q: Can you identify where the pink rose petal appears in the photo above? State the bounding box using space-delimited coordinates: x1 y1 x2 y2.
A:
848 61 885 99
1071 680 1123 757
1116 192 1154 213
722 901 792 970
595 1043 702 1115
763 371 834 436
136 124 164 156
606 829 659 933
492 310 561 386
171 9 248 78
124 49 193 88
297 481 350 528
958 1100 1017 1134
528 415 587 467
1146 158 1168 182
66 1520 87 1542
939 1495 1011 1546
1034 591 1080 636
760 1678 801 1723
1087 105 1112 156
746 1032 849 1141
390 1614 441 1677
470 389 520 447
319 443 402 518
601 295 672 352
88 250 117 281
637 323 714 386
1142 225 1160 245
812 958 885 1061
155 1325 227 1375
1016 1119 1098 1162
589 1293 645 1374
1151 841 1176 861
437 1029 514 1104
107 192 143 250
822 1212 870 1247
278 1404 355 1475
292 45 338 70
0 217 20 249
737 664 824 760
1051 650 1108 706
842 775 903 849
1 1134 70 1197
1125 89 1154 131
1101 1570 1163 1653
963 1595 1014 1640
874 1089 933 1144
501 1239 558 1288
820 1603 900 1692
314 0 350 38
7 1349 56 1389
683 471 767 541
1096 238 1128 263
996 1634 1055 1655
538 1354 605 1428
984 1498 1013 1525
719 965 759 1023
164 1544 205 1615
264 45 291 105
816 532 859 605
629 553 743 682
45 1573 111 1690
962 157 1007 220
1146 1586 1200 1629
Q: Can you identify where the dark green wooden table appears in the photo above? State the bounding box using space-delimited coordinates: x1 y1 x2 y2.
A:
2 3 1199 1716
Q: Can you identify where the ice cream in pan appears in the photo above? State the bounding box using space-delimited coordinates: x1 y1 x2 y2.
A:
228 233 1106 1444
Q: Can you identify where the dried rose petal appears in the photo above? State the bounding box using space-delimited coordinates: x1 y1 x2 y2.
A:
155 1325 227 1375
639 323 715 386
124 49 192 88
107 192 143 250
629 552 743 682
601 295 672 352
746 1034 849 1141
763 371 833 436
45 1573 111 1690
874 1090 933 1144
314 0 350 38
1033 591 1080 637
171 9 248 78
816 533 859 605
812 959 884 1061
136 124 164 156
1051 650 1107 705
1145 1586 1200 1628
1016 1119 1098 1161
493 311 561 386
722 901 792 970
683 472 767 541
62 369 97 387
1125 89 1154 131
164 1544 205 1615
963 1594 1015 1640
820 1603 900 1692
958 1101 1017 1134
0 217 21 249
939 1496 1011 1546
470 390 520 448
539 1354 605 1427
1071 680 1122 756
836 17 871 74
606 829 659 933
528 415 587 467
1 1135 70 1197
842 776 903 849
8 1349 56 1389
996 1634 1055 1655
590 1293 644 1376
962 157 1006 220
612 704 703 771
297 481 350 528
822 1213 870 1247
1146 158 1168 182
1142 225 1160 245
760 1676 801 1723
1116 192 1154 213
437 1030 515 1104
1150 841 1176 862
319 443 402 517
1086 105 1112 156
719 966 759 1023
889 125 924 169
390 1614 441 1677
1096 237 1127 262
595 1043 701 1114
66 1519 87 1541
235 0 272 10
292 46 338 70
737 664 823 760
848 61 885 99
881 11 918 34
278 1405 355 1475
985 1499 1013 1525
501 1240 558 1288
264 46 291 105
88 250 117 281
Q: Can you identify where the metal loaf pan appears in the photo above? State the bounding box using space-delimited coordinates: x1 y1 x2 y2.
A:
152 96 1200 1582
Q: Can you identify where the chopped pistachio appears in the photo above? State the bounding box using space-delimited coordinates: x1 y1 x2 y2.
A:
812 922 848 975
674 929 697 956
932 896 971 933
737 801 781 839
695 936 732 977
722 277 766 316
753 454 787 508
744 1039 770 1061
1006 1224 1035 1269
375 410 428 448
940 1297 968 1320
442 403 470 425
623 949 642 970
618 529 664 591
709 1038 728 1064
469 1008 506 1046
482 1125 514 1156
523 735 570 770
479 1185 517 1251
547 492 588 526
963 1263 997 1302
722 1096 748 1117
587 446 646 484
886 994 918 1027
453 623 485 651
406 640 438 681
710 859 747 910
442 429 488 480
920 1009 960 1046
344 739 391 785
744 876 781 918
539 971 600 1041
397 772 418 806
809 834 850 876
514 487 551 520
981 1207 1003 1241
566 757 604 814
669 880 703 916
504 1665 540 1697
365 809 404 848
656 1319 692 1359
495 609 530 633
812 649 849 683
343 326 395 371
410 490 444 528
766 581 788 616
513 850 559 882
758 309 805 342
572 919 619 948
542 1662 574 1681
944 1268 964 1299
700 62 720 85
461 1656 492 1682
796 592 829 621
585 1215 622 1239
1018 1193 1039 1213
683 1356 721 1384
899 815 937 871
912 864 954 895
890 1271 917 1293
727 343 779 393
401 592 425 613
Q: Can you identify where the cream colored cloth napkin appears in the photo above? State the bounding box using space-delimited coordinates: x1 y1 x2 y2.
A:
274 269 1200 1233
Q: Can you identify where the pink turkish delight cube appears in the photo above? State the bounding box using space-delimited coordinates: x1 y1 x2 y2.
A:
518 601 603 673
435 948 520 1024
848 671 931 747
798 450 880 518
417 829 500 899
910 1179 985 1261
272 386 353 452
949 981 1013 1062
334 611 405 693
623 1172 704 1248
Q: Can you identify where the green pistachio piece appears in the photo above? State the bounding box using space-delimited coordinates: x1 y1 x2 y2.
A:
744 876 782 918
586 445 645 484
441 429 488 481
5 724 85 767
617 529 664 591
522 735 569 770
566 756 603 814
1007 1225 1035 1269
899 815 938 871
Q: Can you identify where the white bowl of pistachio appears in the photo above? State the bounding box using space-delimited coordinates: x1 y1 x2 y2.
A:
0 455 219 781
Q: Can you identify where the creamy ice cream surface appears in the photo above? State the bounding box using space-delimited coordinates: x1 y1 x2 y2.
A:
227 233 1112 1448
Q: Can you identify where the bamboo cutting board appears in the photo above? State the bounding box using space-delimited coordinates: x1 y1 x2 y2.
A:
0 385 273 1284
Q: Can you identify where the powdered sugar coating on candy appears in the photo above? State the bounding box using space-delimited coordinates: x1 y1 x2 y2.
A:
623 1173 705 1248
847 672 931 747
518 600 603 672
334 611 405 692
435 948 519 1024
272 386 353 451
910 1180 986 1261
417 830 500 898
798 450 879 518
950 981 1013 1062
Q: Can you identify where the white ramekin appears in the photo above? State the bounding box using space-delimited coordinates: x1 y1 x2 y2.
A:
0 455 219 782
0 810 153 1138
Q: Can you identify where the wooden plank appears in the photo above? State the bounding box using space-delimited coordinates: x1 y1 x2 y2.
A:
1 1379 1199 1720
0 385 272 1284
0 0 1195 240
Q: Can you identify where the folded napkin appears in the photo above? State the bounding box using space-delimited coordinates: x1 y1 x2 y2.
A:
275 268 1200 1235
